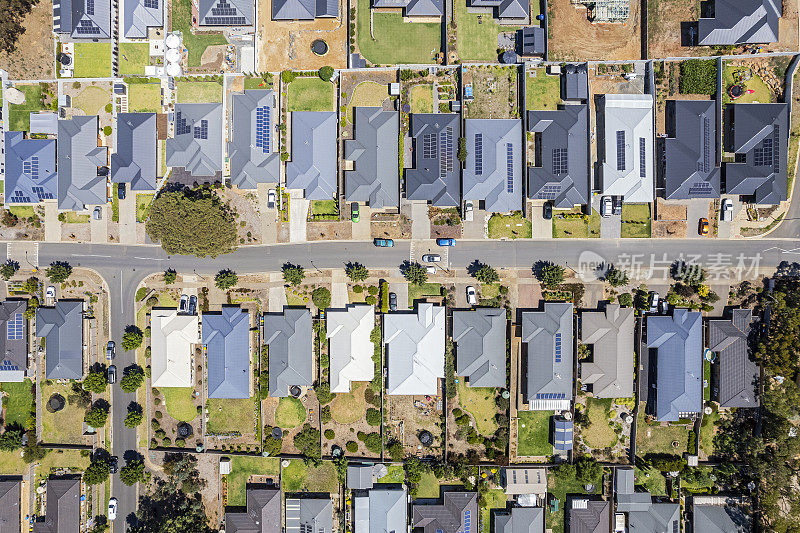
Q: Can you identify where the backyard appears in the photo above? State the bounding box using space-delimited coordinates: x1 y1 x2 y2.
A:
621 204 652 238
162 387 198 422
635 404 692 456
526 68 561 111
74 86 111 116
488 213 531 239
455 3 526 62
634 466 667 496
287 77 335 112
408 282 442 307
480 489 508 533
41 382 86 444
119 43 150 76
464 66 519 119
0 380 33 428
415 471 441 498
206 397 258 435
346 81 389 123
177 80 223 103
547 465 603 533
408 84 433 114
128 82 162 112
722 64 775 105
329 384 366 424
9 84 49 132
580 397 617 449
456 381 498 436
73 43 113 78
378 464 405 483
282 459 339 494
516 410 551 457
274 396 307 428
356 0 440 65
171 0 227 67
226 456 280 506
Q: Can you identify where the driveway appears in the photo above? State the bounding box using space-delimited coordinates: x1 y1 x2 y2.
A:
118 194 137 244
257 184 278 244
289 194 309 243
530 202 552 239
330 271 348 308
410 201 429 240
600 213 621 239
686 199 711 239
89 205 108 243
462 208 486 239
44 201 60 242
351 204 371 241
388 282 409 311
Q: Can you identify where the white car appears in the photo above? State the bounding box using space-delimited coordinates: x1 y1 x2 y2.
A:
108 498 118 521
466 286 477 305
46 286 56 299
267 189 276 209
178 294 189 313
721 198 733 222
426 265 436 274
648 292 660 313
464 201 474 222
422 254 441 263
601 196 613 218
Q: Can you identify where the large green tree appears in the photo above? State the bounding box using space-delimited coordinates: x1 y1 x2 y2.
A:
214 269 238 290
403 263 428 285
122 325 144 351
46 261 72 283
120 459 146 486
345 263 369 283
0 0 40 54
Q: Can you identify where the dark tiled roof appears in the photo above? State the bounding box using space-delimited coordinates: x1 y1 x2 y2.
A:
344 108 399 208
0 479 21 533
709 309 759 408
4 132 57 204
518 27 545 56
228 90 281 189
452 308 506 388
699 0 780 45
36 301 84 380
263 308 313 397
568 500 609 533
372 0 443 17
198 0 254 25
494 507 544 533
286 111 338 200
468 0 528 20
272 0 337 20
203 306 251 399
112 113 158 191
412 492 478 533
0 300 29 379
406 114 461 207
225 487 281 533
33 477 80 533
664 100 720 200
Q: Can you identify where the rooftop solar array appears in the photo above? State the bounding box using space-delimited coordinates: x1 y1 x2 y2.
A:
205 15 247 23
32 186 54 200
688 182 712 196
176 112 191 136
206 0 246 24
7 313 23 341
506 143 514 193
639 137 646 178
0 360 20 372
535 392 567 400
23 156 39 180
463 510 471 533
554 332 562 363
616 130 625 172
474 133 483 176
423 133 437 159
193 119 209 140
75 19 101 34
701 117 710 173
754 137 773 167
144 0 159 8
439 127 453 179
773 125 781 172
552 148 567 175
8 191 32 203
255 106 271 153
86 0 95 15
537 184 561 200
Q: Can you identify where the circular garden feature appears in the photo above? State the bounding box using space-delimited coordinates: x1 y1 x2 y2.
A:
47 394 65 413
311 40 329 56
419 430 433 447
177 422 194 439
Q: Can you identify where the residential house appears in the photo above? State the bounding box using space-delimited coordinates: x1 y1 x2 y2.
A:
698 0 780 45
463 119 523 213
553 417 573 452
724 103 788 205
36 301 83 380
0 300 29 382
33 477 81 533
228 90 281 189
412 492 478 533
327 304 374 393
466 0 528 23
166 103 223 179
272 0 337 19
372 0 443 17
203 306 251 399
615 468 680 533
111 113 158 192
494 507 544 533
664 100 721 199
122 0 163 39
503 467 546 496
150 309 200 388
562 64 588 101
384 303 445 396
58 116 108 211
0 479 21 533
518 26 545 56
452 308 506 388
520 303 573 410
527 104 589 208
598 94 654 204
568 499 610 533
708 309 759 408
4 131 57 205
580 304 635 398
406 113 460 206
646 309 703 421
286 111 337 199
224 486 281 533
285 498 332 533
354 487 408 533
344 107 399 209
55 0 112 39
692 498 751 532
263 308 313 397
198 0 254 26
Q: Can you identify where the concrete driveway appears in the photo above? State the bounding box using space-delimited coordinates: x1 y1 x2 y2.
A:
388 282 408 311
686 199 711 238
351 204 371 241
600 213 621 239
257 184 278 244
289 194 309 243
118 194 137 244
530 202 552 239
89 205 108 243
410 201 429 239
44 201 60 242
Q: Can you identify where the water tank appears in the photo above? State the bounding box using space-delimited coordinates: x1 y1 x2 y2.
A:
166 63 182 77
166 33 181 49
166 48 181 63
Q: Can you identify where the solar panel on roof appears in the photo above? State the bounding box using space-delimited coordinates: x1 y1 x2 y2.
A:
422 133 436 159
552 148 568 175
144 0 158 8
205 16 247 24
506 143 514 193
538 184 560 200
773 125 780 173
439 127 453 179
463 510 471 533
86 0 95 15
702 117 710 173
554 332 562 363
7 313 23 340
255 106 271 153
474 133 482 175
616 130 626 172
639 137 646 178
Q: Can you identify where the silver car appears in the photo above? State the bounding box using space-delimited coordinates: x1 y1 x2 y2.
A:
422 254 441 263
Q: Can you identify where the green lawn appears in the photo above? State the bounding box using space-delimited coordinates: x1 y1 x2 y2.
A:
111 183 119 222
581 397 617 449
330 382 365 424
487 213 532 239
635 403 691 456
357 0 440 64
703 359 711 401
552 208 588 238
176 81 223 103
274 396 306 428
119 43 150 76
378 464 405 483
41 382 86 444
1 380 33 428
722 65 774 105
480 489 508 533
0 450 27 475
455 2 521 61
456 381 498 436
282 459 339 493
547 466 602 533
227 456 280 506
526 68 562 111
171 0 227 67
588 209 600 237
409 84 433 114
137 194 155 222
287 77 335 112
128 83 162 112
162 387 198 422
64 212 89 223
206 397 256 434
9 206 35 218
516 410 551 456
347 81 388 123
621 204 652 238
408 282 442 307
634 466 667 496
36 449 90 482
699 405 720 457
9 84 46 132
245 76 274 90
415 471 441 498
73 43 113 78
311 200 338 216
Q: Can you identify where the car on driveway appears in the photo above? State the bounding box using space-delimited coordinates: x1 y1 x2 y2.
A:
426 265 436 274
106 341 115 360
388 292 397 311
179 294 189 313
374 238 394 247
117 183 126 200
46 286 56 303
543 202 552 220
108 498 118 521
267 189 276 209
436 238 456 247
188 295 197 315
93 207 102 220
464 201 474 222
466 286 477 305
422 254 441 263
351 203 360 223
107 365 116 385
721 199 733 222
648 292 660 313
699 218 709 236
601 196 613 217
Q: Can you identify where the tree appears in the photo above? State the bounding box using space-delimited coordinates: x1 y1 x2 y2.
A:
604 265 629 287
46 261 72 283
22 277 39 295
0 426 24 451
318 66 334 81
122 325 144 351
366 408 381 426
83 370 108 394
402 262 428 285
536 262 565 289
85 402 110 428
23 440 47 463
311 287 331 310
163 269 177 285
282 263 305 286
293 424 321 463
146 188 237 257
472 263 499 284
575 456 602 483
84 456 111 485
345 262 369 283
618 293 633 307
457 137 467 162
121 365 146 393
132 476 214 533
0 260 19 280
125 404 144 428
0 0 40 55
120 459 146 485
23 296 39 319
214 269 238 290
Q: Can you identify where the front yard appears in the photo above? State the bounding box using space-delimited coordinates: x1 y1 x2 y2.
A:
516 410 551 457
621 204 652 238
408 282 442 307
226 456 280 506
176 80 223 103
488 213 531 239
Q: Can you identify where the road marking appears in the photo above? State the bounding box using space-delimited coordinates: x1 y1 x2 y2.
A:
133 257 157 260
70 254 112 258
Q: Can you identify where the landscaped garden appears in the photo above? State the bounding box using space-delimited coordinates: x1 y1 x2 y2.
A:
407 282 442 307
488 212 532 239
281 459 339 493
9 84 51 132
455 3 526 61
287 77 335 112
526 68 562 111
408 84 433 114
578 397 619 449
456 381 498 436
547 462 604 533
162 387 198 422
72 43 113 78
176 80 223 103
128 81 162 112
356 0 440 65
274 396 307 428
119 43 150 76
634 466 667 496
171 0 227 67
42 381 87 444
226 456 280 506
621 204 652 238
516 410 551 457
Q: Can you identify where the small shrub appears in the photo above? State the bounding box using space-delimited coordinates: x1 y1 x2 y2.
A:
346 441 358 453
324 429 335 439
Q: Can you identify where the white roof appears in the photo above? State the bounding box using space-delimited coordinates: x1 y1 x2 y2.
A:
327 304 375 393
151 309 199 387
384 304 445 396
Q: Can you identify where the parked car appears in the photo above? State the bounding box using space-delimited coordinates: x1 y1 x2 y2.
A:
92 207 102 220
464 201 474 222
436 238 456 247
648 292 660 313
178 294 189 313
721 198 733 222
351 203 360 223
188 295 197 315
46 286 56 300
466 286 477 305
388 292 397 311
108 498 118 521
106 341 115 360
699 218 709 236
373 238 394 247
267 189 276 209
117 183 126 200
426 265 436 274
107 365 116 385
109 456 118 474
601 196 613 217
543 202 552 220
422 254 441 263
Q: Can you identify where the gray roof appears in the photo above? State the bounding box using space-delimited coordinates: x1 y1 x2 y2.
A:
344 108 399 208
467 0 528 20
599 94 654 203
4 131 57 204
725 103 788 205
709 309 759 408
568 500 609 533
0 300 29 380
563 64 588 101
664 100 720 199
698 0 780 45
263 308 313 397
29 113 59 135
203 306 250 399
272 0 337 20
646 309 702 421
123 0 163 38
229 90 281 189
372 0 443 16
37 301 83 380
166 103 223 178
527 105 589 208
58 116 108 211
615 468 653 513
629 503 680 533
406 114 461 206
518 27 545 56
521 303 573 409
384 304 445 396
692 504 750 533
412 492 478 533
354 487 407 533
111 113 158 191
463 119 523 213
0 480 20 533
347 464 375 490
225 487 281 533
57 0 112 39
553 418 573 451
286 111 337 199
494 508 544 533
452 308 506 388
33 477 80 533
580 305 634 398
198 0 254 25
286 499 332 533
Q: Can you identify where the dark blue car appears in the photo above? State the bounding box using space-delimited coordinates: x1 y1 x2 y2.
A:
374 238 394 247
436 238 456 247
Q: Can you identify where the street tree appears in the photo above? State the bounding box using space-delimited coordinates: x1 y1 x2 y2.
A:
46 261 72 283
214 269 238 290
163 269 177 285
122 325 144 351
120 459 146 485
125 403 144 428
84 456 111 485
604 265 629 287
402 262 428 285
311 287 331 310
121 365 146 393
0 260 19 280
84 402 110 428
472 263 499 284
83 369 108 394
536 262 565 289
282 263 305 286
345 262 369 283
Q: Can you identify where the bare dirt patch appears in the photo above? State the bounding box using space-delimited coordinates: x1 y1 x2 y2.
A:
548 0 641 61
221 188 262 245
307 221 353 240
647 0 709 59
653 61 712 134
387 392 444 457
371 212 411 239
652 220 687 238
0 0 55 79
655 199 687 221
